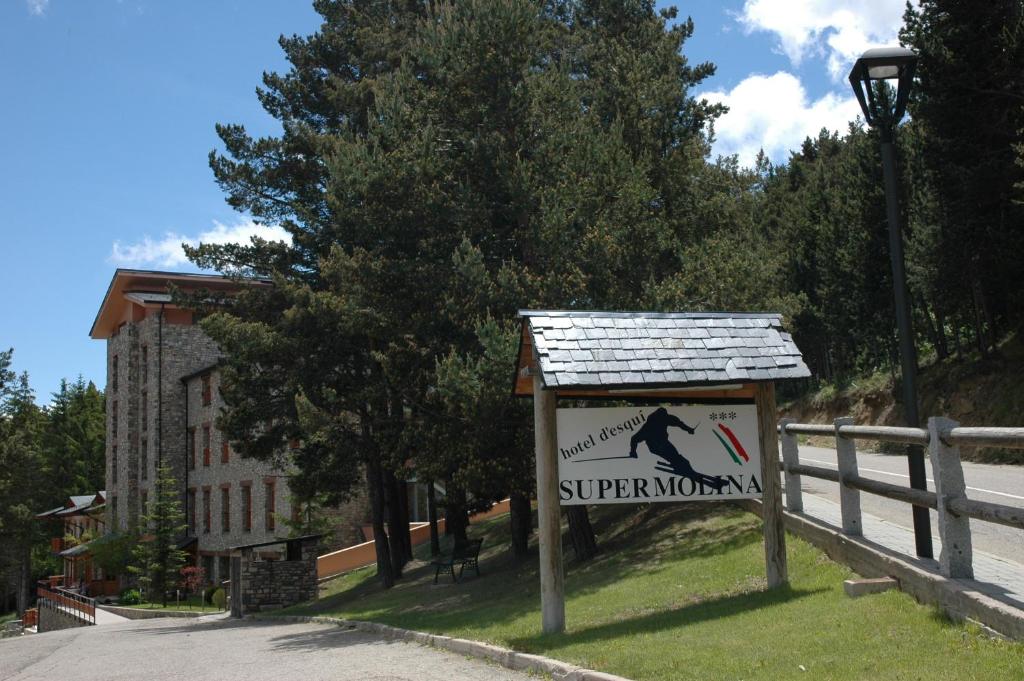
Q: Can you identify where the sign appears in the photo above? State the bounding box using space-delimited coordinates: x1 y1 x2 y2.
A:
556 405 763 505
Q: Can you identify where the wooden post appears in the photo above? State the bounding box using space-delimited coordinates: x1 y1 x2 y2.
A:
779 418 802 512
929 416 973 579
755 382 788 588
834 416 862 536
533 372 565 634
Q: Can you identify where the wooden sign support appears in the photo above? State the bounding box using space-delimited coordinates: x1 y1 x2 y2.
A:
755 382 788 587
533 370 565 634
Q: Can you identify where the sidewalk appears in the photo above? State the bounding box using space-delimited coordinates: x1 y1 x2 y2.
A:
798 492 1024 613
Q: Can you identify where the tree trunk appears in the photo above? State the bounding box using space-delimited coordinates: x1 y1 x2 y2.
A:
395 476 413 562
566 506 598 561
16 549 30 616
509 492 532 558
445 486 469 546
932 301 950 360
366 459 394 588
426 481 440 557
383 469 407 574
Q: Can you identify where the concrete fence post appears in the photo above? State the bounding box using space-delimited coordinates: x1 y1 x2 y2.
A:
834 416 862 536
779 418 803 512
929 416 973 579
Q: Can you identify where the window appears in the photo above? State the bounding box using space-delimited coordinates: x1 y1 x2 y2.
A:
202 425 211 466
141 346 148 385
112 355 118 391
189 428 196 470
141 438 148 480
218 556 230 584
112 400 118 438
220 486 231 532
111 495 118 529
112 446 118 484
201 374 211 406
264 480 276 531
187 489 196 535
140 491 148 520
202 488 211 534
241 484 252 532
141 391 148 432
220 437 229 464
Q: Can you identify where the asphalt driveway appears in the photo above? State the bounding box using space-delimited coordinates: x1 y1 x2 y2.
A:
0 615 535 681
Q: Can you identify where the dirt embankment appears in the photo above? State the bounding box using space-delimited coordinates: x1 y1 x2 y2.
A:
781 334 1024 463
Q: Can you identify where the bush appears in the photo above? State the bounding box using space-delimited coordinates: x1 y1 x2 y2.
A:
119 588 142 605
203 585 219 604
211 588 226 610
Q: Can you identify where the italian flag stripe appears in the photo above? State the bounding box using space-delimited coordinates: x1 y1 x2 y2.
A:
714 429 742 465
718 423 750 462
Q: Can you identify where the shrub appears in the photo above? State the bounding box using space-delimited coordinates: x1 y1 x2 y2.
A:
211 588 226 610
119 588 142 605
203 585 219 604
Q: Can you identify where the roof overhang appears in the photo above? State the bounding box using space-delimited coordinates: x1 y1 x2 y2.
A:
89 269 262 339
514 310 810 398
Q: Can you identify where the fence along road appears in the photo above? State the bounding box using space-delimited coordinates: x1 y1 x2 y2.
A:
783 442 1024 565
776 418 1024 627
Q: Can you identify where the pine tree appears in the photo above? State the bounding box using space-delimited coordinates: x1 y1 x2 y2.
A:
129 464 187 606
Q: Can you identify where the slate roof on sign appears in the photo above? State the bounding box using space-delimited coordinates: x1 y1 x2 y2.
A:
518 310 809 391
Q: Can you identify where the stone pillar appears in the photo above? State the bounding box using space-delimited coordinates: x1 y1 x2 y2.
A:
834 416 862 536
929 417 973 579
779 418 802 512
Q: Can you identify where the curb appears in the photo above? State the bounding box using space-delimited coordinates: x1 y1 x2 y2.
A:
97 604 211 620
256 614 634 681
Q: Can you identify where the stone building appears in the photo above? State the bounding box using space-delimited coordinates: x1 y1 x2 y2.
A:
90 269 296 585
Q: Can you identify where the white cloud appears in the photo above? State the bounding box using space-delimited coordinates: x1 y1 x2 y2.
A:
738 0 914 80
699 71 860 166
26 0 49 16
110 218 291 268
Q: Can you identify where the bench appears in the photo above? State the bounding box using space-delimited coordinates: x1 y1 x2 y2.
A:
431 538 483 584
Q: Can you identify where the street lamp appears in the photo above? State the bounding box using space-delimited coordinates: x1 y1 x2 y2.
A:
849 47 933 560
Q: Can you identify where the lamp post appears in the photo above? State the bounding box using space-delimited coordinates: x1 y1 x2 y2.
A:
849 47 932 559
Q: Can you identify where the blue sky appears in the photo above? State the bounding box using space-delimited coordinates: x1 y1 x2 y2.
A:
0 0 909 401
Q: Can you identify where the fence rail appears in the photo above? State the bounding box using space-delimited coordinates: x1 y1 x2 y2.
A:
777 416 1024 579
37 584 96 626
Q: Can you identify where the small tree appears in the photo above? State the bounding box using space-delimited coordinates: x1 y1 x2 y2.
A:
180 565 205 609
129 464 187 606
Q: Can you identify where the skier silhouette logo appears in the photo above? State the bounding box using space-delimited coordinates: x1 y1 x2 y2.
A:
628 408 727 491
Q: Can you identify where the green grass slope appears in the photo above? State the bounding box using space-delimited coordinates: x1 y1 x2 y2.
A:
282 505 1023 681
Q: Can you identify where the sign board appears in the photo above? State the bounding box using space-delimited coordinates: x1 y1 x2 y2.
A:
556 405 763 505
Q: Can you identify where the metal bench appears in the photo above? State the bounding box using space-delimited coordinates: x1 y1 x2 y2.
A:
431 538 483 584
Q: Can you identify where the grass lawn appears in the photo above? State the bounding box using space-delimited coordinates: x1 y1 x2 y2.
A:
120 594 221 612
282 503 1024 681
0 612 17 625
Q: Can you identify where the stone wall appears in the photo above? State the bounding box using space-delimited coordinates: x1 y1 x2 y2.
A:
238 539 318 615
37 602 90 633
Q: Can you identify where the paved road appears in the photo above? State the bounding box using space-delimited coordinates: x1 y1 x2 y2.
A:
786 445 1024 564
0 615 534 681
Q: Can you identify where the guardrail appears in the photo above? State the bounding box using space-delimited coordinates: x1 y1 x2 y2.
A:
777 416 1024 580
37 584 96 626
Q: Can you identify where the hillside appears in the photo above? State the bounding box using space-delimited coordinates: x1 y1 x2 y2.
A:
279 504 1022 681
782 333 1024 463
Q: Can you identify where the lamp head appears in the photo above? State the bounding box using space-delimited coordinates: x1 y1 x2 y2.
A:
848 47 918 130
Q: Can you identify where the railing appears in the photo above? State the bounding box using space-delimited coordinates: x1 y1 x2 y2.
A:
777 416 1024 580
36 584 96 626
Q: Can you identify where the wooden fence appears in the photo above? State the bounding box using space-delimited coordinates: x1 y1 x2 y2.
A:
778 416 1024 579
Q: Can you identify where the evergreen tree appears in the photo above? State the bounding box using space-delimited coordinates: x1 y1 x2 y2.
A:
0 358 48 614
901 0 1024 353
187 0 725 580
42 377 106 506
129 464 187 606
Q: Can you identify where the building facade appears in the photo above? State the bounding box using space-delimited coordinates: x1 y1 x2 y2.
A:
91 269 293 585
